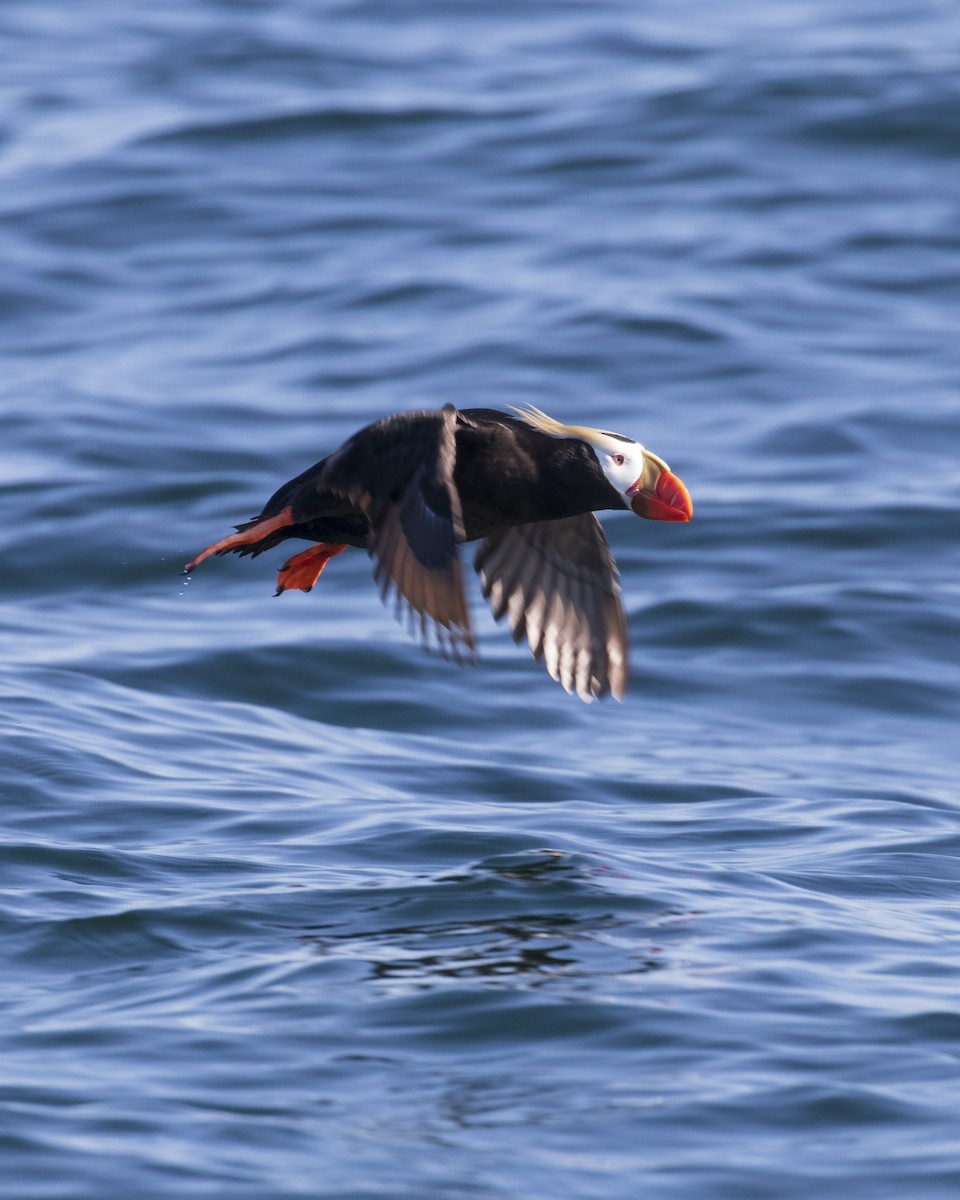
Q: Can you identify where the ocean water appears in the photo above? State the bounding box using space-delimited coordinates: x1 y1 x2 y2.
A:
2 1 959 1197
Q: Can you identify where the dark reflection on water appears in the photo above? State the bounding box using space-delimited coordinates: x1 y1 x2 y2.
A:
295 850 673 990
318 916 584 986
3 0 960 1197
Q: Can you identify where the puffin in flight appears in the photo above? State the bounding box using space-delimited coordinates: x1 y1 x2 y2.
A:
185 404 692 702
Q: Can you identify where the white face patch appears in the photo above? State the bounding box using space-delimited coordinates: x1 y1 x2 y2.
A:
593 442 648 496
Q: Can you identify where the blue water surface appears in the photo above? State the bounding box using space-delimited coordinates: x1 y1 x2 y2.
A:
2 2 960 1197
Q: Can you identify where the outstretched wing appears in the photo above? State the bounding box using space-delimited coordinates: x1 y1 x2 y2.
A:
475 514 628 701
320 405 474 659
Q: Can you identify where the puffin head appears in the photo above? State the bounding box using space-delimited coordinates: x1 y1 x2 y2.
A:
511 405 693 523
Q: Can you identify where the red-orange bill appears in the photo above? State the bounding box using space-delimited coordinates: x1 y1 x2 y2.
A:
629 469 693 522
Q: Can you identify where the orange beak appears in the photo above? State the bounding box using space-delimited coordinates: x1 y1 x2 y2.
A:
628 468 693 522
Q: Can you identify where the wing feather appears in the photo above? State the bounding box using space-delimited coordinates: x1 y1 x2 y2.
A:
475 514 629 702
321 406 474 658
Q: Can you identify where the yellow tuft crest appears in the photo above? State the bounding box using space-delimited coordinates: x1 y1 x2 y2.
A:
508 404 635 455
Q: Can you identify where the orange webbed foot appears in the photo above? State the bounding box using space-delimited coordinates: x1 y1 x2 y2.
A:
275 543 347 595
185 506 296 573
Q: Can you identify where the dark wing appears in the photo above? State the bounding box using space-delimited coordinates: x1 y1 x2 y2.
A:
475 514 628 701
319 405 474 659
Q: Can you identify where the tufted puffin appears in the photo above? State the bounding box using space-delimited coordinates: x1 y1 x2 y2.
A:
185 404 692 702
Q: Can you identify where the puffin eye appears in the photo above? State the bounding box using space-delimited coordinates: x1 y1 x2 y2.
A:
612 454 625 467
